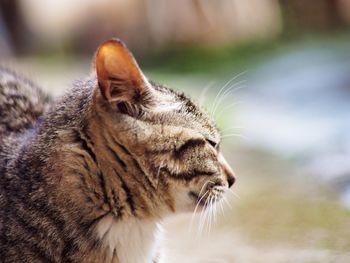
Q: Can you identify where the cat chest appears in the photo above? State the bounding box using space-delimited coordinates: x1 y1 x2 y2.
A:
96 215 159 263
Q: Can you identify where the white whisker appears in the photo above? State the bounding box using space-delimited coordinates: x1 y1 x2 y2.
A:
212 82 246 116
229 188 241 200
209 71 247 117
155 161 163 188
206 195 214 235
198 81 216 107
220 126 246 134
219 198 225 218
198 194 210 236
197 194 207 234
211 81 246 117
220 133 249 140
223 196 233 209
212 196 218 226
189 190 209 233
198 180 214 197
215 101 245 120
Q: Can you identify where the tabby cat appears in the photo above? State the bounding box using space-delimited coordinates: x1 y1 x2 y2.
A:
0 39 235 263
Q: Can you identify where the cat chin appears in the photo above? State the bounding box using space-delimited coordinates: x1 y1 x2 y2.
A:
171 188 200 212
170 192 209 214
172 187 227 214
188 191 211 211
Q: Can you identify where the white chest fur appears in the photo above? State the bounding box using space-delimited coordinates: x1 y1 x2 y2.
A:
96 215 160 263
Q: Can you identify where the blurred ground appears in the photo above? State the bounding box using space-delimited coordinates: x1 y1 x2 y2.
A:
6 34 350 263
162 147 350 263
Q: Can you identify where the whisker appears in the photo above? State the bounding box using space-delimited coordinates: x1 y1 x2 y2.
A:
212 196 217 226
209 71 247 117
198 81 216 107
220 126 246 134
211 81 246 118
197 192 209 235
155 161 163 188
220 133 249 140
211 81 245 116
219 198 225 218
210 196 216 234
204 196 211 231
189 190 209 232
198 194 211 236
198 180 215 197
222 196 233 210
210 196 216 233
229 188 241 200
210 78 237 115
221 126 246 133
206 195 214 235
203 196 210 235
215 101 245 120
211 81 246 117
197 206 206 236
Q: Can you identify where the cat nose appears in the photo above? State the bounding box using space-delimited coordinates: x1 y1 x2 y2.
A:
227 174 235 188
218 153 236 188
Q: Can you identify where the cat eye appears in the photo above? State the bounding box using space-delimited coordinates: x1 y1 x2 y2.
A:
206 139 218 148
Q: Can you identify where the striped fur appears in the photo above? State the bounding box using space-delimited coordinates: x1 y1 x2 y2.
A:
0 42 235 263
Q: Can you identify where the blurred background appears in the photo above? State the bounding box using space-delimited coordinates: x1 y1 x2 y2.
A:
1 0 350 262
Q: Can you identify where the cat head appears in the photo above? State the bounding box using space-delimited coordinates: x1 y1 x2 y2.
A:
92 39 235 216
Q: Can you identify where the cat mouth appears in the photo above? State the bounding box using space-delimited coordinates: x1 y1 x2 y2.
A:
188 191 210 207
189 191 221 208
189 191 205 206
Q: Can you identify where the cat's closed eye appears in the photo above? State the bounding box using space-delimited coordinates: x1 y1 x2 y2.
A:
206 139 218 149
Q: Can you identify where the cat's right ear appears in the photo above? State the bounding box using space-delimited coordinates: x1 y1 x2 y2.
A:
95 39 152 112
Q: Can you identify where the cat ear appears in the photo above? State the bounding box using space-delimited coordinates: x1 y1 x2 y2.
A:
95 39 151 106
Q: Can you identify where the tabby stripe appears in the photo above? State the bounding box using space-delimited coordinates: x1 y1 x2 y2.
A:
81 125 95 146
74 152 94 175
5 238 52 263
174 138 205 157
163 167 215 181
112 189 124 216
76 171 104 202
106 144 127 170
106 132 158 205
97 171 109 205
11 188 66 236
146 139 206 156
75 130 97 163
10 216 56 262
124 155 155 192
114 170 136 216
123 150 158 195
61 237 77 262
73 151 102 202
107 133 157 192
84 211 110 232
61 216 101 262
77 130 122 213
13 205 63 249
110 135 131 155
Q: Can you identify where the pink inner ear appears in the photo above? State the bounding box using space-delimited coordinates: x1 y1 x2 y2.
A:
95 39 145 102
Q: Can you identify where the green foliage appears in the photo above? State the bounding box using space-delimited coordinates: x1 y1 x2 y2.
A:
141 41 282 74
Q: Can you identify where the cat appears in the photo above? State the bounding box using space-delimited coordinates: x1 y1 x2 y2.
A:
0 39 235 263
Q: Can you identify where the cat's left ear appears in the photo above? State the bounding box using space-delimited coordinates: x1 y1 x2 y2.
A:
95 39 152 110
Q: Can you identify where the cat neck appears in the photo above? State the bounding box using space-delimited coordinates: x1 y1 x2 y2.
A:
96 215 161 263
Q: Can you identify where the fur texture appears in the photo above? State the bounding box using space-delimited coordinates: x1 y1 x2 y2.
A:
0 39 235 263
